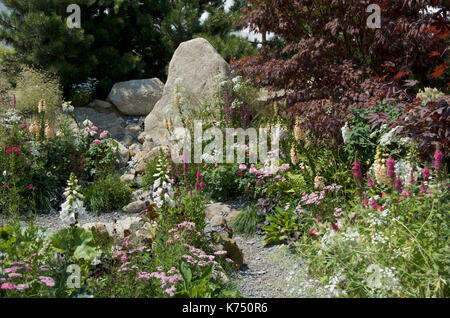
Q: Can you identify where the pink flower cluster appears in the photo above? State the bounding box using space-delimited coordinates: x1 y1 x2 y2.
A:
182 244 222 269
0 258 57 292
301 190 326 205
137 267 182 297
6 146 20 155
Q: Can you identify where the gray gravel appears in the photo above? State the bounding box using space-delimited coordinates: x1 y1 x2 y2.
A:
231 234 331 298
0 210 139 232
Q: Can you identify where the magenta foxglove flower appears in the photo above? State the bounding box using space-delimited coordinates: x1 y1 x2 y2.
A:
386 157 396 178
352 160 363 180
395 178 404 192
433 150 444 170
422 166 430 181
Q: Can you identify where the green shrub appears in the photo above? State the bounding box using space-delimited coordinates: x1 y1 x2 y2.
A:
231 205 258 236
203 164 240 200
13 66 63 120
83 174 132 213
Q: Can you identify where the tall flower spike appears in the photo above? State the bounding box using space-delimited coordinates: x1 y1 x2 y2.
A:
422 166 430 181
433 144 444 171
386 156 396 178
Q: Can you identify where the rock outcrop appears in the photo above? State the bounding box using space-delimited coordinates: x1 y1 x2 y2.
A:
144 38 230 146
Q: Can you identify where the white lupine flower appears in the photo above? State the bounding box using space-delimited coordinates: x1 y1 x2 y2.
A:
341 122 351 144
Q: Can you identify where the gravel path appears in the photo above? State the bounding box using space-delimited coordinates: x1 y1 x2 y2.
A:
231 234 331 298
0 210 139 232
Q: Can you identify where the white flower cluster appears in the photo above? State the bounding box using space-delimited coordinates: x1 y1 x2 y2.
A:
320 230 339 252
0 109 21 128
152 153 175 209
395 160 418 185
379 126 402 146
371 231 388 246
62 101 74 113
72 78 99 95
341 228 361 247
365 264 401 297
325 271 348 297
416 87 445 104
367 212 387 227
341 122 351 144
60 173 85 226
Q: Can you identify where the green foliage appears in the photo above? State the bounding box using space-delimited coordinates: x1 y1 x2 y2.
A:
263 206 304 246
344 99 404 171
203 164 240 200
83 174 132 214
231 205 258 236
50 227 101 262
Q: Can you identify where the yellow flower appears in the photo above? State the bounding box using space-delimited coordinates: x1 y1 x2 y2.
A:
38 100 46 113
294 117 303 141
290 145 298 165
45 123 53 138
314 176 326 190
29 121 41 134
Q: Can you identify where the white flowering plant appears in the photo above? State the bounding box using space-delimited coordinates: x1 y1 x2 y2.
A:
60 173 86 226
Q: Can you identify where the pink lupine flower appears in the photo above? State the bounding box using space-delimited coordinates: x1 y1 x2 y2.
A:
352 160 363 180
433 150 444 170
419 183 428 194
386 157 396 178
330 223 340 231
309 228 319 237
91 126 98 131
409 169 415 185
363 193 369 208
6 147 12 155
100 131 108 138
422 166 430 181
237 171 243 177
395 178 404 192
367 175 375 187
93 139 101 145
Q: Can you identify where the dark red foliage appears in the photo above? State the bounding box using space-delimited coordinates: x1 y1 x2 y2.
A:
394 98 450 160
233 0 449 143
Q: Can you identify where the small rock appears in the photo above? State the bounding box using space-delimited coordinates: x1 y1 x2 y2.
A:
122 200 146 213
125 124 142 136
210 215 225 227
120 174 135 183
225 210 243 223
205 202 231 220
94 99 113 109
122 134 134 147
137 132 149 144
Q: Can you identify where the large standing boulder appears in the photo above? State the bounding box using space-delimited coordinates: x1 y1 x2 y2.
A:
144 38 230 146
108 78 164 116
